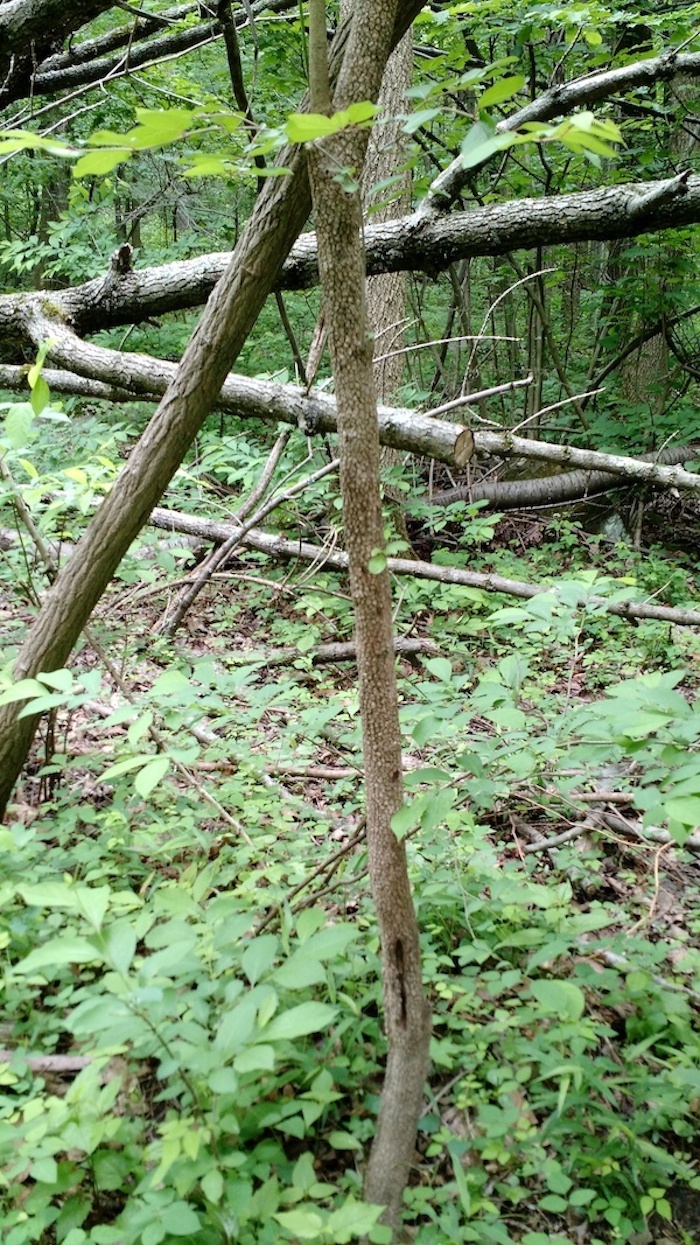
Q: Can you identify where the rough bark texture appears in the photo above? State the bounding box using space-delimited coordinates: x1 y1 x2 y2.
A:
307 3 430 1233
364 32 412 401
0 0 428 817
0 0 109 54
0 0 113 104
0 0 296 105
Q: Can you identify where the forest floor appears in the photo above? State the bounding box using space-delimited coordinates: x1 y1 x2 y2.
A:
2 503 700 1245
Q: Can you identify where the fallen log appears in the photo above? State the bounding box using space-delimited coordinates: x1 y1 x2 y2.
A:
149 507 700 628
433 444 698 509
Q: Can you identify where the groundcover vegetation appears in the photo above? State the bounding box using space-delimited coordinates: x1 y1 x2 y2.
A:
1 410 700 1245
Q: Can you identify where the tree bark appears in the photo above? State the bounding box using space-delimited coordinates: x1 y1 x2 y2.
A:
306 3 430 1233
0 0 427 818
0 0 114 105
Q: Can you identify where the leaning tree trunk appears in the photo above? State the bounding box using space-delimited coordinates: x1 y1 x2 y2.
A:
0 0 425 818
306 0 431 1235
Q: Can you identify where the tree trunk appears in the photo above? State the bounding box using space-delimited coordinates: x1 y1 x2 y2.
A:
306 2 430 1234
364 31 412 404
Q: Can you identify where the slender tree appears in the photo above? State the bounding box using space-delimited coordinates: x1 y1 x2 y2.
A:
306 1 431 1233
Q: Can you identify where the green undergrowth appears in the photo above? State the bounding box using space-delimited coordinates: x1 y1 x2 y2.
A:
2 417 700 1243
3 613 700 1243
1 774 700 1245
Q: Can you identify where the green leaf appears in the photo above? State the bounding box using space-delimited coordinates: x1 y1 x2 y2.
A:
479 75 525 109
207 1067 238 1094
326 1197 384 1241
273 1209 325 1239
529 980 585 1020
18 881 81 909
539 1193 569 1213
18 692 72 717
134 756 170 798
460 120 513 169
342 101 379 126
101 754 158 780
3 402 34 447
32 1156 58 1184
36 668 74 692
182 155 237 178
422 656 452 683
286 113 338 142
92 1150 130 1192
160 1202 202 1234
201 1168 224 1203
14 936 103 975
234 1044 275 1073
368 553 386 574
412 714 440 746
75 885 110 931
402 107 441 134
390 802 420 841
664 796 700 827
285 101 378 144
262 1002 337 1041
300 924 358 961
73 149 132 177
101 919 137 974
151 669 192 696
141 1223 165 1245
29 375 50 416
0 129 75 158
273 952 326 989
327 1130 362 1151
569 1188 596 1206
242 934 278 985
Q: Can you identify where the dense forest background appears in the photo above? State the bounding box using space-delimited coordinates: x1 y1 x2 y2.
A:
2 2 700 1243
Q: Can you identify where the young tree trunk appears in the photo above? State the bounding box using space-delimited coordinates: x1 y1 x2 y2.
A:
306 1 430 1235
0 0 426 818
364 30 412 404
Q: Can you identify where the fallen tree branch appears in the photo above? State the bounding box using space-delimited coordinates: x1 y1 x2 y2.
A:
433 443 700 508
13 313 476 469
5 176 700 339
10 319 700 498
0 1049 91 1073
599 810 700 853
251 635 438 666
148 507 700 627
